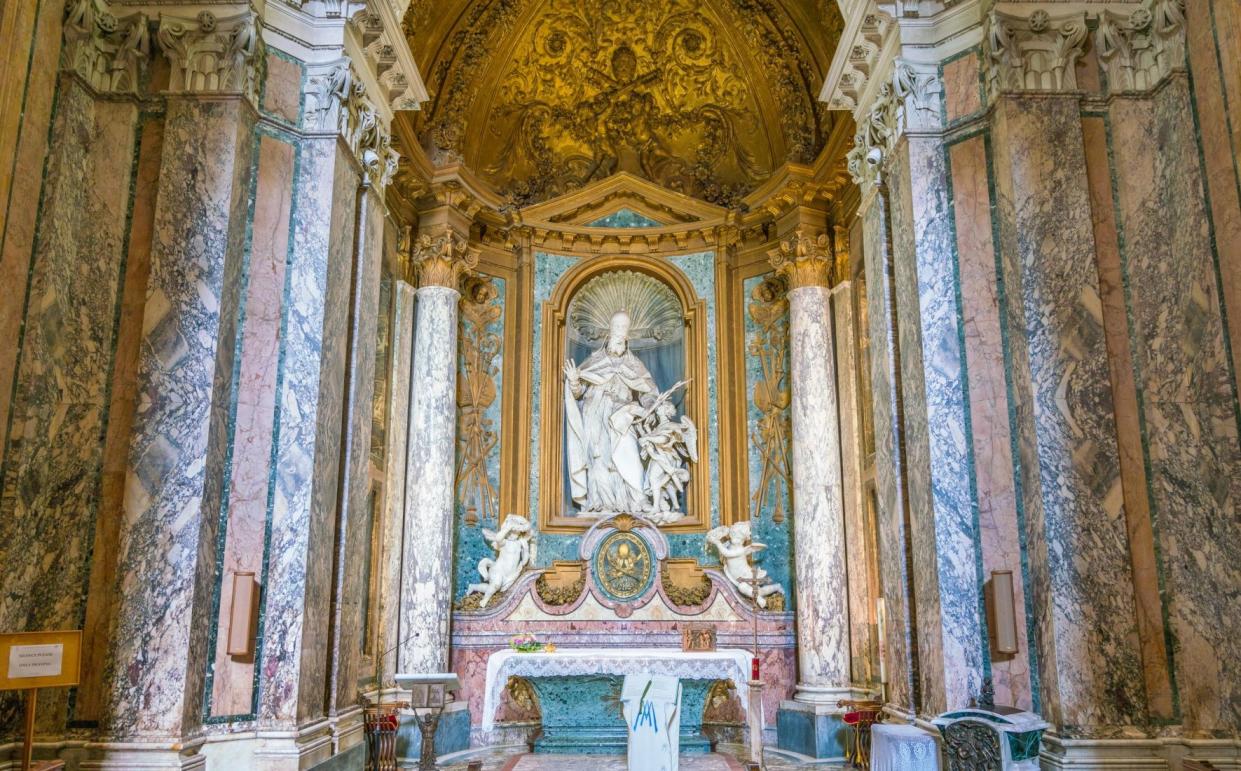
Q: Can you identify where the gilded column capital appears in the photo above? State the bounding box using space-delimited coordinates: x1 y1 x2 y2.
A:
411 230 480 289
769 229 834 289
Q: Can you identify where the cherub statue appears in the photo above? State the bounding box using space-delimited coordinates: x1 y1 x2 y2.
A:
706 521 784 609
466 514 535 608
638 398 698 522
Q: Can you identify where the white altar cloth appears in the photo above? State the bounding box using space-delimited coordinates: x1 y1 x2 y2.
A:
481 648 752 732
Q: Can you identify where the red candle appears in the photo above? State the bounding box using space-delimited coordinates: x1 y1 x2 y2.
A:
751 656 760 680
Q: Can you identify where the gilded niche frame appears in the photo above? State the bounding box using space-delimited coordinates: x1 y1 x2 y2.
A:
538 254 710 533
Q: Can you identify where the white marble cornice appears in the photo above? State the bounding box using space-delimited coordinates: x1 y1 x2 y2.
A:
261 0 426 124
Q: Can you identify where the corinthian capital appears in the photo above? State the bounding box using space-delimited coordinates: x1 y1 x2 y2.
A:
985 7 1089 95
156 8 266 102
411 230 480 289
769 229 834 289
62 0 150 95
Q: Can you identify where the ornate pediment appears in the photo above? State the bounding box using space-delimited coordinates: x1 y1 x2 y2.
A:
518 172 727 229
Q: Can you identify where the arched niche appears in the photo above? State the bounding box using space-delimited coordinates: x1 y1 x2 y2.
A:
538 254 710 533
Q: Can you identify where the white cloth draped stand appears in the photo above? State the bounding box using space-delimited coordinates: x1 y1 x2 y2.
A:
871 723 940 771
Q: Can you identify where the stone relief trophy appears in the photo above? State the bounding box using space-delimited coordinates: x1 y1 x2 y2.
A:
563 298 698 524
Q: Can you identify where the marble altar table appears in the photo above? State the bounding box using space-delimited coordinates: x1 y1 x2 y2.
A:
482 648 752 754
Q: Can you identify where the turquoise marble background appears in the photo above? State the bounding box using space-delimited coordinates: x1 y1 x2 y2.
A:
587 208 663 228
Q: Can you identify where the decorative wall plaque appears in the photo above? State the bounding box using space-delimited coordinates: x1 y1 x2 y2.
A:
592 530 655 602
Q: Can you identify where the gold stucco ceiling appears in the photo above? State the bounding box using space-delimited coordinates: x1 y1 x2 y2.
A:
402 0 843 207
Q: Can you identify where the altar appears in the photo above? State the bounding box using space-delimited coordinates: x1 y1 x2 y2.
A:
482 648 753 754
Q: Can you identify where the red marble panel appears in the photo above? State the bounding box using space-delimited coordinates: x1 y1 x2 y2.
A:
209 134 295 716
263 53 302 124
947 134 1033 711
943 53 982 124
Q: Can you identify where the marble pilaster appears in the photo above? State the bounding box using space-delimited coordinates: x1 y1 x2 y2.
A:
398 231 478 674
887 133 989 716
0 74 141 734
377 278 416 686
326 182 386 717
769 231 852 705
256 137 360 729
990 95 1145 730
1107 76 1241 734
96 93 257 764
859 188 918 710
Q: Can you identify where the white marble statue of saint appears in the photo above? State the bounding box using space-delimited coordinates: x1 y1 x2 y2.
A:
563 310 659 514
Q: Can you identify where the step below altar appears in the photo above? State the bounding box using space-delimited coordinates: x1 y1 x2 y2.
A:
449 514 798 748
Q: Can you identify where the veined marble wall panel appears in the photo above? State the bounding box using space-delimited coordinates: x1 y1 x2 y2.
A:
743 272 793 597
79 115 165 724
663 251 721 557
0 0 63 475
527 251 578 545
329 184 386 711
1081 115 1175 722
106 96 257 738
946 134 1036 712
834 277 878 686
0 81 140 734
454 274 506 601
378 279 415 683
888 138 988 715
260 138 359 725
206 134 295 718
989 96 1145 730
1186 0 1241 398
860 191 915 710
1109 80 1241 733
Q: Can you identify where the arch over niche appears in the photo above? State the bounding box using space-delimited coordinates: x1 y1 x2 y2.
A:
538 253 711 533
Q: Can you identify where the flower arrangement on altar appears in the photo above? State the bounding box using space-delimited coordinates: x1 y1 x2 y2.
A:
509 633 556 653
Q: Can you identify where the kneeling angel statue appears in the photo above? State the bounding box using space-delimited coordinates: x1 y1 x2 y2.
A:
466 514 535 608
706 521 785 609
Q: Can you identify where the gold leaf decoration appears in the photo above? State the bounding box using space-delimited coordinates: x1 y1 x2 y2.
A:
457 275 503 527
409 0 840 206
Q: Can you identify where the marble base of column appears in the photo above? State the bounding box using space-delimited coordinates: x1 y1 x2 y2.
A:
81 740 206 770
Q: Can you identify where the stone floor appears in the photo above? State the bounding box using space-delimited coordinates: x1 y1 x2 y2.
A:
435 745 849 770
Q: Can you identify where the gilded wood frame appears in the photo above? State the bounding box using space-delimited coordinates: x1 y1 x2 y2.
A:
537 254 711 533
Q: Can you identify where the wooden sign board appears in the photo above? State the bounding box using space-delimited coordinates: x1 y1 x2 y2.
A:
0 631 81 691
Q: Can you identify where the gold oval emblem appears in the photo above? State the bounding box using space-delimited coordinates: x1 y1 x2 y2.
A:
594 531 654 601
